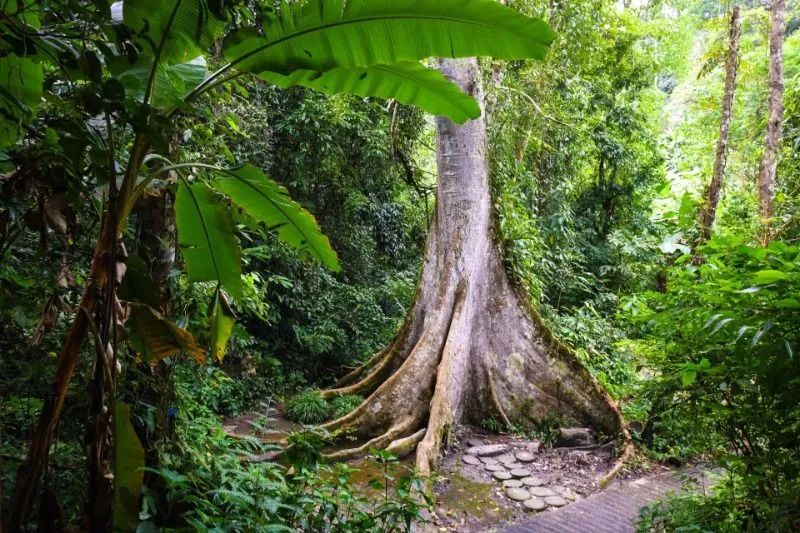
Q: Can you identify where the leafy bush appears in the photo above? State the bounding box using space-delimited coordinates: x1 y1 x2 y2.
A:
330 394 363 419
286 389 331 424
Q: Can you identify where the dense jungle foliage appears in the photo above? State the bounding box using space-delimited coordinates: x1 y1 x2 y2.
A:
1 0 799 531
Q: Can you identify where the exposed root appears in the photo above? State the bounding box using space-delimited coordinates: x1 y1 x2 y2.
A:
329 349 389 389
325 418 416 461
385 428 426 459
320 346 397 400
482 352 512 429
598 428 637 488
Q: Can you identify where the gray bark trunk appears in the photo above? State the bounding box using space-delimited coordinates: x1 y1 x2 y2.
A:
322 58 623 474
698 6 741 244
758 0 785 244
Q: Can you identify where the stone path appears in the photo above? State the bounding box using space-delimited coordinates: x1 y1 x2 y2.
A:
503 469 708 533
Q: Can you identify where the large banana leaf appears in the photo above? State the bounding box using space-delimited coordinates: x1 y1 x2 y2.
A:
223 0 556 75
113 402 145 531
115 56 208 110
212 164 339 272
121 0 225 64
0 55 43 148
209 287 235 362
175 181 243 297
258 62 480 124
129 304 206 364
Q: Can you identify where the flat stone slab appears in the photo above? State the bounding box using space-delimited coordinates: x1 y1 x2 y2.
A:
504 462 524 470
523 497 547 511
544 495 568 507
502 479 523 488
510 468 531 478
505 487 531 501
466 444 508 457
493 470 513 481
461 454 481 466
530 487 556 497
480 456 499 465
484 464 506 472
521 476 545 487
515 451 536 463
554 486 579 501
496 454 516 464
467 437 485 447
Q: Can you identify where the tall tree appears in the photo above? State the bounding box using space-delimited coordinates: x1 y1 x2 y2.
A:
757 0 785 244
697 6 741 245
320 57 627 475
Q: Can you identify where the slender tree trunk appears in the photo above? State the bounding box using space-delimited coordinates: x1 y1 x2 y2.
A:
320 58 625 475
757 0 785 245
698 6 741 245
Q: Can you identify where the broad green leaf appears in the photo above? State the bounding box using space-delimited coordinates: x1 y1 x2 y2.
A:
210 287 236 362
752 269 788 285
176 181 243 297
113 402 145 532
0 55 43 148
115 56 208 110
213 164 339 271
681 369 697 387
223 0 556 75
129 304 206 364
122 0 226 64
119 255 161 308
259 62 480 124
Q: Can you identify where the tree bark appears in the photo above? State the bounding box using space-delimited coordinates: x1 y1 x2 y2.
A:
320 58 625 475
698 6 741 245
757 0 785 245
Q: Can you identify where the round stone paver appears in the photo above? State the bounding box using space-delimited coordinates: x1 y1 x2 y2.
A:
504 463 524 470
484 464 506 472
467 437 485 447
521 476 545 487
493 470 513 481
496 454 516 464
502 479 523 488
544 495 568 507
554 486 579 501
523 497 547 511
505 487 531 501
515 451 536 463
530 487 556 497
461 454 481 466
510 468 531 478
480 456 499 465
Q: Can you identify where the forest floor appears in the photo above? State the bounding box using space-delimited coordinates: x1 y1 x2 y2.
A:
222 411 673 532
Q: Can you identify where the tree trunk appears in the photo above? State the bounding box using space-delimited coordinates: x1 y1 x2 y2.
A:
757 0 785 245
698 6 741 245
320 58 624 475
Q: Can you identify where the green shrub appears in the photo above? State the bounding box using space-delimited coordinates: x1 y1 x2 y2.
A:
329 394 363 419
285 389 330 424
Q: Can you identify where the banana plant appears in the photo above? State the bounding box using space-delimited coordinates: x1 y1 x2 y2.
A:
4 0 555 528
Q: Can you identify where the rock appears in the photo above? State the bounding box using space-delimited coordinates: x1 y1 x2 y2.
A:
461 454 481 466
504 463 524 470
496 454 516 464
544 495 568 507
466 444 508 456
515 451 536 462
523 497 547 511
479 456 499 465
502 479 523 488
467 437 485 447
530 487 556 497
520 476 545 487
553 428 596 447
492 470 512 481
554 486 579 501
504 487 531 501
510 468 531 478
484 464 506 472
526 440 541 453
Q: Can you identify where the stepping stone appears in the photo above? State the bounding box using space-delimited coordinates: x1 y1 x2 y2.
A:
502 479 523 488
466 444 508 457
554 486 579 501
521 476 546 487
493 470 512 481
523 497 547 511
544 495 568 507
496 454 516 464
461 454 481 466
467 437 485 447
480 456 499 465
504 462 524 470
516 451 536 463
484 464 506 472
510 468 531 478
505 487 531 501
530 487 556 497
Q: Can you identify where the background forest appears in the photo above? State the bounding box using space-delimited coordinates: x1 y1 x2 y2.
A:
1 0 799 531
